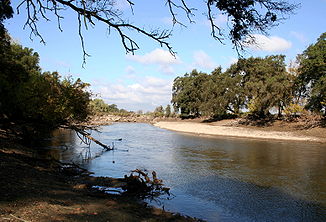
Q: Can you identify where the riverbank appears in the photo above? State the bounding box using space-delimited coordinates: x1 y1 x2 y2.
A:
154 119 326 143
87 114 156 125
0 138 199 222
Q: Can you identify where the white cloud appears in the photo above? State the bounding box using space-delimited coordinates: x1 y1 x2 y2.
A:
125 65 136 74
94 76 173 111
161 17 174 26
246 34 292 52
145 76 169 87
223 57 238 70
127 48 181 65
203 14 228 27
159 65 176 75
290 31 308 43
127 48 181 75
192 51 217 70
115 1 132 11
215 14 228 26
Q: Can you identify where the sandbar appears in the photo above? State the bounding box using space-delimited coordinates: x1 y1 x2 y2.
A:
154 121 325 142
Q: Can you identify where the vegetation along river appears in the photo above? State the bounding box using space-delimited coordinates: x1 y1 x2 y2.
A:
42 123 326 222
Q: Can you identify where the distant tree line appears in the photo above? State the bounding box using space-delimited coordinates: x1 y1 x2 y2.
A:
152 104 176 118
172 33 326 119
89 99 130 115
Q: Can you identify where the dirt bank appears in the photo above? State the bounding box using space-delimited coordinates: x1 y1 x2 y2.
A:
87 114 156 125
154 119 326 143
0 138 199 222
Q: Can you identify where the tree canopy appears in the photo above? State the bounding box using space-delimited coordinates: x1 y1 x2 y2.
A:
172 70 209 117
89 98 130 115
172 32 326 120
297 32 326 115
0 0 13 38
172 55 293 119
7 0 298 62
0 35 91 127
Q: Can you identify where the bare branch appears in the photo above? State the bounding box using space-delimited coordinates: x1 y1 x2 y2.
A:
165 0 196 26
126 0 134 15
16 0 299 62
77 13 90 66
55 0 175 55
206 1 224 43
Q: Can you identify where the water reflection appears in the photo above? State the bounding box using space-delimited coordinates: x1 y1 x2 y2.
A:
173 136 326 205
43 123 326 222
37 128 103 164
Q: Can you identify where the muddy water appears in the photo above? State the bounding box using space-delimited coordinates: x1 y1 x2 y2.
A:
44 123 326 222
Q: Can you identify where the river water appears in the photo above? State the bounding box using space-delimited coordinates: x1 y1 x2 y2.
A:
43 123 326 222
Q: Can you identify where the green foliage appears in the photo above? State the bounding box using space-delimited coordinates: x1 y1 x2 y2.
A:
89 98 130 115
171 56 294 119
0 0 13 38
172 70 209 117
237 55 293 117
170 41 325 119
201 66 246 117
153 106 164 118
90 99 113 113
0 39 91 127
297 33 326 115
17 72 90 125
0 42 41 118
284 103 305 117
165 105 171 117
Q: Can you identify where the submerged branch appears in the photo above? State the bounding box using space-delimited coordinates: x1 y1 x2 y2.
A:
63 125 113 150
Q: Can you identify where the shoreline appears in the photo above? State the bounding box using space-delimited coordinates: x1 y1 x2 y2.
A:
154 121 326 143
0 138 198 222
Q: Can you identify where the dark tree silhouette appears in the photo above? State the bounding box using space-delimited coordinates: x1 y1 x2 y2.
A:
11 0 298 62
0 0 13 38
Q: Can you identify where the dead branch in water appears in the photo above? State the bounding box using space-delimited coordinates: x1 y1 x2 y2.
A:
64 125 113 150
123 169 170 197
77 129 112 150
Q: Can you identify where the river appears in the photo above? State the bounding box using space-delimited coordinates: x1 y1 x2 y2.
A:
42 123 326 222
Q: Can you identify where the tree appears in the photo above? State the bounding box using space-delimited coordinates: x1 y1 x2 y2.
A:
200 66 246 117
236 55 293 118
297 33 326 115
172 70 208 117
223 64 247 115
200 67 229 116
0 0 13 39
165 105 171 118
154 105 164 118
89 99 109 113
8 0 298 62
0 40 91 127
0 42 41 119
89 99 124 114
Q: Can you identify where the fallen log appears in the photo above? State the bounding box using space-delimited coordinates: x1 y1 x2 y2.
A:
78 130 112 150
65 125 113 150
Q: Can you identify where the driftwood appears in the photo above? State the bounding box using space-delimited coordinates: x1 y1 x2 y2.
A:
77 129 112 150
59 125 170 199
66 125 113 150
123 169 170 197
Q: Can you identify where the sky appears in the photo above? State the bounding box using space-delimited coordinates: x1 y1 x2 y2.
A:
5 0 326 112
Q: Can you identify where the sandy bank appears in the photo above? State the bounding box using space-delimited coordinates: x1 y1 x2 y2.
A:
154 121 326 142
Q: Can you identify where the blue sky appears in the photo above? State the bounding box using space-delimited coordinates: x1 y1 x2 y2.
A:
5 0 326 112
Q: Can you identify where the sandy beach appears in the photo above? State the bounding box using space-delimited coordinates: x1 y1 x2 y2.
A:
154 121 326 142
